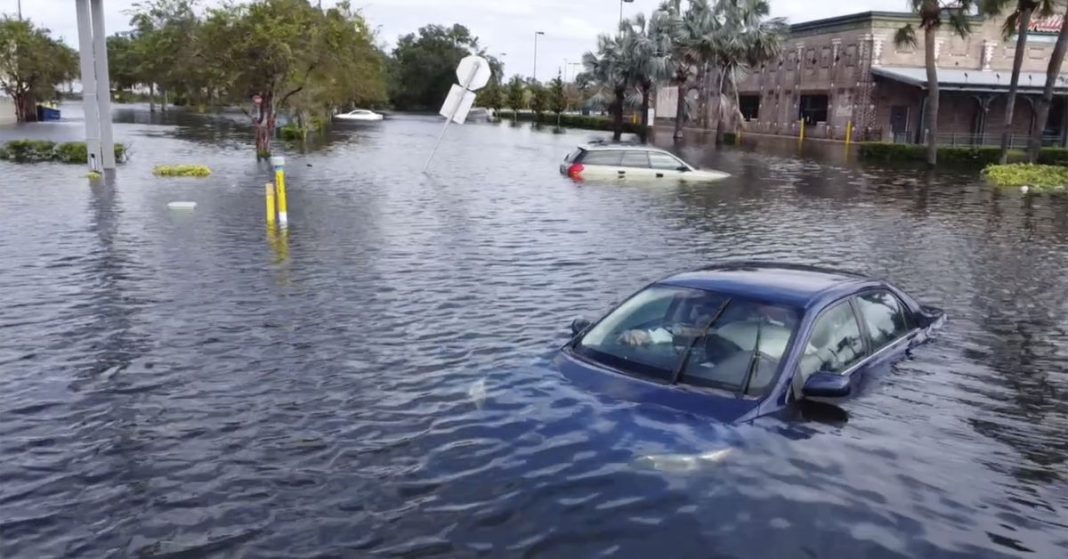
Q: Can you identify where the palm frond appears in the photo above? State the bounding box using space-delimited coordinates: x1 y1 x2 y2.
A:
894 24 918 48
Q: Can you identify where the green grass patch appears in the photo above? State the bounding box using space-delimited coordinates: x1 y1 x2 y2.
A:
0 140 127 164
153 164 212 177
982 163 1068 193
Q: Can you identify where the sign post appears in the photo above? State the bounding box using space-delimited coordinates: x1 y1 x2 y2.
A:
424 55 492 173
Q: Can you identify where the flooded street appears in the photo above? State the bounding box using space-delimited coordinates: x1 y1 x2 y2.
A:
2 106 1067 558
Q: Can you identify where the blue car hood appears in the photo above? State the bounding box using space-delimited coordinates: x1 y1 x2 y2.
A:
551 351 762 424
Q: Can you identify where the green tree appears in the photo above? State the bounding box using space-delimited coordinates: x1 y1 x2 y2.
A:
982 0 1056 163
106 33 142 95
0 17 77 122
1029 3 1068 161
199 0 387 157
895 1 977 167
129 0 202 111
389 24 481 110
549 72 567 118
530 81 548 118
284 2 387 134
477 77 503 119
582 32 629 140
506 75 527 115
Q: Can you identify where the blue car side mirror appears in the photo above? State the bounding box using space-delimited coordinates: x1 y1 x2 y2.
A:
571 318 592 336
801 372 852 399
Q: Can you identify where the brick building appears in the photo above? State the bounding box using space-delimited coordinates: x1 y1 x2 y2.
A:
657 10 1068 145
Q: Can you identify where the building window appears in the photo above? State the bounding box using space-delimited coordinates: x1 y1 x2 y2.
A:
799 94 829 124
739 95 760 121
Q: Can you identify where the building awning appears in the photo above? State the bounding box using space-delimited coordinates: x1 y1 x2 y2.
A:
872 66 1068 94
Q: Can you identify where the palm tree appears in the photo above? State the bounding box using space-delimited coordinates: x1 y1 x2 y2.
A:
983 1 1056 163
712 0 786 143
895 1 977 167
624 12 673 142
659 0 706 139
582 33 630 140
1028 4 1068 161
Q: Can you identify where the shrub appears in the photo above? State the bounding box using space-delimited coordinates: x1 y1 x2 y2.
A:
982 164 1068 193
0 140 127 164
153 164 212 177
4 140 57 162
856 142 1068 167
1037 148 1068 166
56 142 88 164
722 132 739 145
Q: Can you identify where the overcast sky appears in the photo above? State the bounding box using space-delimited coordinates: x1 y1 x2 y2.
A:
3 0 905 81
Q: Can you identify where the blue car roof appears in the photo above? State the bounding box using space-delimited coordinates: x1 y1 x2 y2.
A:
658 262 872 309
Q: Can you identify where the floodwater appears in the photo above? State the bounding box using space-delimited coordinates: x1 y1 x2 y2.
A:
2 105 1067 558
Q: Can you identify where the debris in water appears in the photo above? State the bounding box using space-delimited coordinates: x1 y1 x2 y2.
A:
167 201 197 210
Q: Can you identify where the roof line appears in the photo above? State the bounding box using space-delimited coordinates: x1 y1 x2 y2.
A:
790 10 984 34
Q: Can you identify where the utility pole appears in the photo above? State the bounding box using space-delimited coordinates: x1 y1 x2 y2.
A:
74 0 116 173
17 0 22 20
532 31 544 82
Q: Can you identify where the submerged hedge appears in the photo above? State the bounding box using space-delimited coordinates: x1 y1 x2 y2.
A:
153 165 212 177
495 110 641 134
858 143 1068 167
983 164 1068 193
0 140 126 164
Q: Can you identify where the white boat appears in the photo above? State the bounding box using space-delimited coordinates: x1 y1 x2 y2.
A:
334 109 384 122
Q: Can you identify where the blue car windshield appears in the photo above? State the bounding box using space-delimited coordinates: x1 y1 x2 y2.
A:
574 285 800 395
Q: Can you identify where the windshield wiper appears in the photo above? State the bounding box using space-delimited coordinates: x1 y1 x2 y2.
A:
670 298 731 385
739 319 764 397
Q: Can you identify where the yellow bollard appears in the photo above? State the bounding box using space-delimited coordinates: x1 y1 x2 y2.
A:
799 119 805 144
265 182 276 224
845 120 854 146
271 156 288 227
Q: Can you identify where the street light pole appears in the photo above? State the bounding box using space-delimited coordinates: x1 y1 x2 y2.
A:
532 31 545 82
620 0 635 26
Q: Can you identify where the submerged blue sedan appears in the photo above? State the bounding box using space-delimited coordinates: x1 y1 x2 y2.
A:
554 263 945 423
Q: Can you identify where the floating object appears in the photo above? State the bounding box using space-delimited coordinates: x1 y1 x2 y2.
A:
1020 185 1030 194
467 378 488 407
633 448 733 473
424 55 492 172
167 201 197 210
153 165 212 177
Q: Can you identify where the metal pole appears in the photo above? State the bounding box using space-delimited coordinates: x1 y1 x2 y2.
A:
91 0 116 170
533 33 539 82
17 0 22 20
75 0 101 172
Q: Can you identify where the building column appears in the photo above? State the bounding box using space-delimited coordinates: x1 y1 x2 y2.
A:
91 0 115 170
75 0 101 172
74 0 115 173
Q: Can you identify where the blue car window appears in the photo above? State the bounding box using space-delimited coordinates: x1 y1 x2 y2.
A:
855 291 911 351
576 286 729 381
680 301 799 394
799 300 866 379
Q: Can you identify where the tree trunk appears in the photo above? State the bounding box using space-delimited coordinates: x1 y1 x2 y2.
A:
161 87 168 113
924 25 940 168
714 66 727 145
612 86 625 141
674 75 688 140
1029 7 1068 162
149 83 156 113
13 93 38 122
255 97 276 158
696 63 709 129
639 82 651 143
1000 7 1034 164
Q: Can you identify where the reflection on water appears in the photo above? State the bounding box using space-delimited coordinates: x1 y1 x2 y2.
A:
1 106 1067 558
